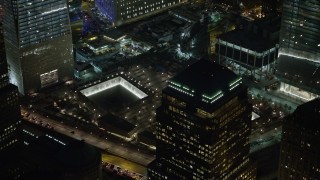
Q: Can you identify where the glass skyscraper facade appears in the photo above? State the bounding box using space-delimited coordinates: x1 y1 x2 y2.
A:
0 20 21 155
3 0 74 94
277 0 320 101
96 0 185 26
0 17 8 88
279 0 320 61
148 60 256 179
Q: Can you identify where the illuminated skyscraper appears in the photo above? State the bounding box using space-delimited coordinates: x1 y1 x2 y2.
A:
278 98 320 179
148 60 256 179
0 20 21 155
277 0 320 101
3 0 74 95
95 0 186 26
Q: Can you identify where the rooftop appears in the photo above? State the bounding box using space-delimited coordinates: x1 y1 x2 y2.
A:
78 46 93 56
98 113 135 134
170 6 201 22
138 130 156 146
75 62 93 71
218 29 275 52
164 59 245 110
31 137 99 169
104 29 126 41
139 130 155 138
85 36 117 49
19 131 101 178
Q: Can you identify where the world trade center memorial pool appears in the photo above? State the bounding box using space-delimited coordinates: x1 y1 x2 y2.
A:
80 76 148 110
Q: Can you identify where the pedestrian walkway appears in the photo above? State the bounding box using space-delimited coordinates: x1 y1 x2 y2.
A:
249 87 303 113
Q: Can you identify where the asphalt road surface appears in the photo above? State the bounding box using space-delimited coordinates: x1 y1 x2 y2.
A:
21 107 155 166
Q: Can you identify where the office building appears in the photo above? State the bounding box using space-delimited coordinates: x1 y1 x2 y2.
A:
3 0 74 95
215 14 280 80
0 20 21 155
278 98 320 179
1 121 102 179
148 60 256 179
95 0 186 26
276 0 320 101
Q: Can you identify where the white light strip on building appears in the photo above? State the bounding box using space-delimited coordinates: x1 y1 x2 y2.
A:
23 129 35 137
218 39 276 57
203 91 222 100
40 69 58 77
42 7 67 15
119 78 148 99
202 91 224 104
278 52 320 64
83 83 119 97
80 77 147 99
172 13 192 23
229 82 240 91
139 142 156 150
169 85 194 97
280 86 313 101
210 93 224 104
229 77 242 87
108 132 133 141
169 81 194 96
45 134 66 146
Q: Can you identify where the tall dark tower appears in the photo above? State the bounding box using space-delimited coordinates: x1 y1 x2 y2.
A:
0 18 21 155
279 98 320 179
148 60 256 179
3 0 74 95
276 0 320 101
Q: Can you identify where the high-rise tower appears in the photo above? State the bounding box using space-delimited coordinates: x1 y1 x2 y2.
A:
148 60 256 179
276 0 320 101
0 19 21 155
3 0 74 95
278 98 320 179
95 0 185 26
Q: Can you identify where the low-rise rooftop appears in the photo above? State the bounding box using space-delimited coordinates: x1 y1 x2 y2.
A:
98 114 135 138
104 29 126 41
85 36 117 50
218 30 275 52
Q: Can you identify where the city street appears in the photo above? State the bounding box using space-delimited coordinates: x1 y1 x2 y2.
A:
249 87 303 113
250 126 282 153
21 107 155 167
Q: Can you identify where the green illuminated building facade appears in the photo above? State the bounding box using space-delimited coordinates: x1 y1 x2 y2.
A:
148 60 256 179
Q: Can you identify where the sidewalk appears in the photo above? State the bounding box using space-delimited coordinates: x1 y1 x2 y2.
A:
249 87 303 113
